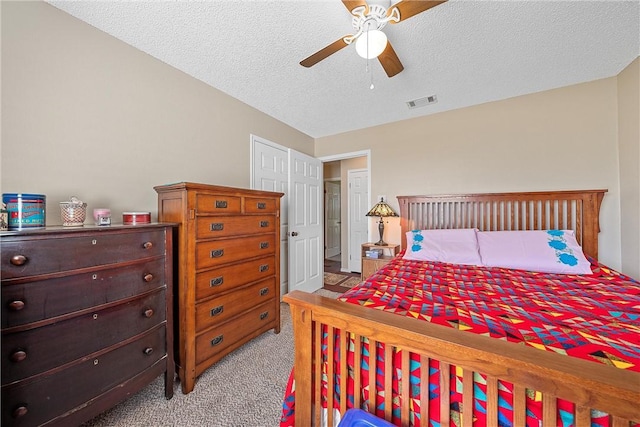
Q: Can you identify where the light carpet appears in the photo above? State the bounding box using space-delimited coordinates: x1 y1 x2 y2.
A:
82 289 341 427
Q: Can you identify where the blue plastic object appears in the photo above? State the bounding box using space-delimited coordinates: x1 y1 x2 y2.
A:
337 409 396 427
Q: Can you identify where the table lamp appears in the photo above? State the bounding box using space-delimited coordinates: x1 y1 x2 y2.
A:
365 197 398 245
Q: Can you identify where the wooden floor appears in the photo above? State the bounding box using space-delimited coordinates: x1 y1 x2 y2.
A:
324 258 343 274
324 257 361 293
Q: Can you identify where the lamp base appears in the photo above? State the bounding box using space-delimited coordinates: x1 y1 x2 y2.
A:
374 239 387 246
376 218 386 246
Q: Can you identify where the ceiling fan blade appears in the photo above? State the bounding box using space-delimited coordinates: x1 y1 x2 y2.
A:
342 0 368 14
389 0 447 23
378 42 404 77
300 38 350 68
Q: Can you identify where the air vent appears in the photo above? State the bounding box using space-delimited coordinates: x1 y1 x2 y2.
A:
406 95 437 109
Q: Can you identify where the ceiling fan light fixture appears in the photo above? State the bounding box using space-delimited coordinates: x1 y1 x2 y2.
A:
355 29 387 59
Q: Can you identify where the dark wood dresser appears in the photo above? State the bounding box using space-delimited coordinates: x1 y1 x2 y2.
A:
155 182 283 394
1 224 174 426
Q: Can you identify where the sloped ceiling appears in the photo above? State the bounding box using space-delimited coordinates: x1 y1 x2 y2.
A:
48 0 639 139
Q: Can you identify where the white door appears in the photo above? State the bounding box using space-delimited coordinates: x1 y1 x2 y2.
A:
325 181 341 259
288 150 323 294
251 136 289 298
348 169 369 273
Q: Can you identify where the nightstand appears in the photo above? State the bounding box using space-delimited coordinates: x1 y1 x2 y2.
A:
361 243 400 280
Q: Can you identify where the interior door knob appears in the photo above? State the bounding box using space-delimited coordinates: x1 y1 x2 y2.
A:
290 231 299 237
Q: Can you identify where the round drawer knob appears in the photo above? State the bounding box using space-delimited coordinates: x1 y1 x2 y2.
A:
10 350 27 363
143 347 153 355
12 405 28 418
143 273 154 282
142 242 153 250
143 308 154 318
10 255 27 266
8 300 25 311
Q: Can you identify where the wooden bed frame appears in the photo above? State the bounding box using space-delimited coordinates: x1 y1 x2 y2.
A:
284 189 640 427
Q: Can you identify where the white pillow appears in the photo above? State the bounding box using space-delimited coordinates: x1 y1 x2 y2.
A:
477 230 592 275
403 228 482 266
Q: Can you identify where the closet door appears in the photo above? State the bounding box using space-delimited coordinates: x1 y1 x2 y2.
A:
287 149 323 294
251 135 289 298
251 135 323 296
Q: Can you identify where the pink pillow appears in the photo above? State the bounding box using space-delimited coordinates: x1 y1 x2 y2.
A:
477 230 592 274
403 228 482 266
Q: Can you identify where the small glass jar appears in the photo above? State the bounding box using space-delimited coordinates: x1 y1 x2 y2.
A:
60 196 87 227
93 208 111 226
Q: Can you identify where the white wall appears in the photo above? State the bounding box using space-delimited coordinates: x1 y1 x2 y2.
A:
618 57 640 279
1 2 313 223
2 2 637 279
315 78 625 273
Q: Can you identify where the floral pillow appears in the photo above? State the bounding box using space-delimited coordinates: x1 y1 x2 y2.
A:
403 228 483 266
477 230 592 274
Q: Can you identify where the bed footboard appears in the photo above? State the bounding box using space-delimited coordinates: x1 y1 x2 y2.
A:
285 291 640 427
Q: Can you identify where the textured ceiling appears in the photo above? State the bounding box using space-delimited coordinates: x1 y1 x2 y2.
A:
48 0 639 139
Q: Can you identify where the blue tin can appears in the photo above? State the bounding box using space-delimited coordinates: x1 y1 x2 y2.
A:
2 193 46 230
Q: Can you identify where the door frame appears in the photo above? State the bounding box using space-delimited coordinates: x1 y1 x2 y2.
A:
318 150 372 271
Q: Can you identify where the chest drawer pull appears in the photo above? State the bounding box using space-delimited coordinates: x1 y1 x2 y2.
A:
143 273 154 282
143 241 154 250
259 264 269 273
260 311 269 321
210 335 224 347
8 300 25 311
12 405 28 419
257 202 266 209
210 276 224 287
210 222 224 231
10 350 27 363
143 308 155 318
215 200 228 209
259 220 269 227
10 255 27 266
260 242 269 249
259 287 269 296
210 249 224 258
210 305 224 317
143 347 154 355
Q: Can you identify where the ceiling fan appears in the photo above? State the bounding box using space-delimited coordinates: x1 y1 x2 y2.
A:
300 0 447 78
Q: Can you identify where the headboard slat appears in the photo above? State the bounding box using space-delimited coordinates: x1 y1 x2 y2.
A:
398 189 606 259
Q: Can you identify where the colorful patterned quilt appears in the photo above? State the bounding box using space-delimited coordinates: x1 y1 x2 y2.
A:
280 253 640 427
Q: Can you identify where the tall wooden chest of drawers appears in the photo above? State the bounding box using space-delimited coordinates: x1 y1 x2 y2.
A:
155 182 283 394
1 224 174 426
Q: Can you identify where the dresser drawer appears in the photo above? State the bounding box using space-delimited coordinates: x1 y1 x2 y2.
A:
196 234 275 270
1 230 166 279
2 259 166 329
196 215 275 239
196 256 275 301
195 277 275 332
195 301 276 365
2 290 166 383
1 325 166 427
244 197 278 213
196 194 241 214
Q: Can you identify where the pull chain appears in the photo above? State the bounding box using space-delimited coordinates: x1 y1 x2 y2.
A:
366 27 374 90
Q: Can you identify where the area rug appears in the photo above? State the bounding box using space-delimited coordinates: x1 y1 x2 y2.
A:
323 272 362 293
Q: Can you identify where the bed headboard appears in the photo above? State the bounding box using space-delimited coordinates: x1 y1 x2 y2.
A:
397 189 607 259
